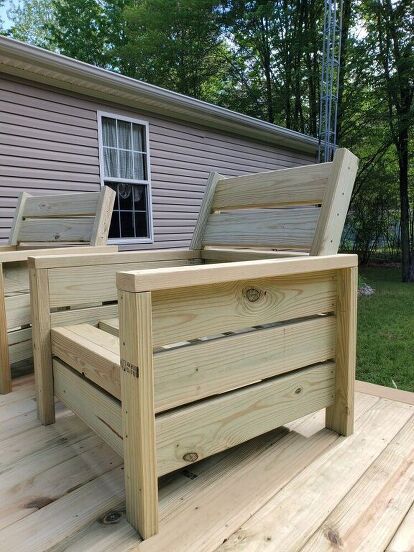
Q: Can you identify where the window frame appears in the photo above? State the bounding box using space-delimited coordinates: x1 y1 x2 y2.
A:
97 111 154 244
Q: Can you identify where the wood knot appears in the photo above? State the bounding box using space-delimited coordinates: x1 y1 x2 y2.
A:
54 234 60 240
295 386 303 395
183 452 199 463
244 287 262 302
101 510 122 525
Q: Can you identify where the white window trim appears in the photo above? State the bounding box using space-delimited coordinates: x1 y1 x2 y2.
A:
97 110 154 244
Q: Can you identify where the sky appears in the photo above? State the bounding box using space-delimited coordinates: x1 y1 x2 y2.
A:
0 1 15 30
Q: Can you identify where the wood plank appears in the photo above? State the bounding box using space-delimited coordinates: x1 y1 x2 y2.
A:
212 162 331 210
48 259 195 308
311 148 359 255
8 192 29 246
0 264 11 393
118 290 158 538
19 217 95 243
52 316 336 412
203 207 320 249
326 266 357 435
116 254 358 293
50 304 118 328
22 192 101 217
356 380 414 406
386 502 414 552
28 248 197 269
29 267 54 425
98 318 119 336
301 415 414 551
0 245 117 263
218 398 414 551
90 186 116 246
190 172 225 250
201 248 309 262
8 337 32 365
150 271 336 346
5 292 31 330
0 466 125 552
2 262 29 295
53 358 335 478
156 362 335 476
51 325 120 399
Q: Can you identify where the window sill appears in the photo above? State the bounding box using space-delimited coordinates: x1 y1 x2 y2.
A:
108 238 154 246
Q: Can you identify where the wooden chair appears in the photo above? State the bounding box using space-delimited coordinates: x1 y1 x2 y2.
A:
29 148 358 539
0 187 116 393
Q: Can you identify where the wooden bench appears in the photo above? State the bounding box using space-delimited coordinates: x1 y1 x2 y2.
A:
0 187 116 393
29 148 358 539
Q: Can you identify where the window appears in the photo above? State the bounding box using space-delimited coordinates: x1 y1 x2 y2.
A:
98 113 152 242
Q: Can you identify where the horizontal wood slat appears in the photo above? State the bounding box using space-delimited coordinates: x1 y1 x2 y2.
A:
48 259 196 308
3 262 29 295
5 293 31 330
53 359 335 477
213 162 332 210
149 272 336 347
8 327 32 364
23 192 101 218
52 316 336 413
18 217 95 243
202 208 320 249
50 304 118 329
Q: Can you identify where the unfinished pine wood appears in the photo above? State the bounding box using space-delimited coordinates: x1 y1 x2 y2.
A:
98 318 119 336
50 303 118 329
116 254 358 293
326 266 357 435
118 290 158 538
212 162 332 210
355 380 414 406
29 267 54 425
0 264 10 394
90 187 116 245
203 207 320 249
19 217 95 243
190 172 225 250
201 248 309 262
8 192 29 246
52 316 336 412
8 328 32 365
219 399 414 552
387 502 414 552
5 292 31 330
156 362 335 475
1 245 116 264
150 271 336 347
302 415 414 551
47 259 195 308
2 262 29 295
311 148 359 256
22 192 102 218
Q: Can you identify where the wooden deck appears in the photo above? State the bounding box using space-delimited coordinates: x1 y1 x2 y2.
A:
0 376 413 552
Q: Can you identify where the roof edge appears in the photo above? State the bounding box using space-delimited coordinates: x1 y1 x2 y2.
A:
0 36 319 154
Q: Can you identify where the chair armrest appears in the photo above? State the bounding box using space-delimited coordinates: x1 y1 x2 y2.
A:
117 254 358 293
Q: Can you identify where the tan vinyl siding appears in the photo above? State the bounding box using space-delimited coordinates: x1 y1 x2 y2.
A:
0 75 316 248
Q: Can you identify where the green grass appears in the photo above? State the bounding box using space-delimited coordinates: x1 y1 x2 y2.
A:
357 266 414 392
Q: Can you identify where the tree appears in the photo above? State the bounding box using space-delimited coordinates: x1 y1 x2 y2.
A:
362 0 414 281
119 0 227 100
6 0 57 48
49 0 128 67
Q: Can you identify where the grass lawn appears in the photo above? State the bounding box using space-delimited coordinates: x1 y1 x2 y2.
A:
357 266 414 392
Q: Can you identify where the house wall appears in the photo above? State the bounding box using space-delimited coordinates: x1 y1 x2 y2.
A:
0 74 316 249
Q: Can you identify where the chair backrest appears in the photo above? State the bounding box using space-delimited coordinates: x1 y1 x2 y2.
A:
191 148 358 256
9 186 116 247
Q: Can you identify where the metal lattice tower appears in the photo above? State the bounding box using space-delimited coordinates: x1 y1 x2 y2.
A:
318 0 343 162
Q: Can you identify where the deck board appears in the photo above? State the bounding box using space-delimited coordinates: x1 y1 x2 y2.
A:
0 377 412 552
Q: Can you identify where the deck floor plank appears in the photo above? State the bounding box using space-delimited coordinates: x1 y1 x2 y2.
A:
0 377 412 552
218 398 414 552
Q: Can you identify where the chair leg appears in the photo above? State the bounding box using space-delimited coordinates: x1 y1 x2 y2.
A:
326 266 357 436
0 265 11 394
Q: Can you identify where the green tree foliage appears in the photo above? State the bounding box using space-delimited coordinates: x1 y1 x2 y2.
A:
6 0 57 48
49 0 128 67
119 0 228 99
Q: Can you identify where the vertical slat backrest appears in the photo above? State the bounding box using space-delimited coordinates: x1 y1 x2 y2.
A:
9 187 116 247
193 148 358 255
